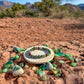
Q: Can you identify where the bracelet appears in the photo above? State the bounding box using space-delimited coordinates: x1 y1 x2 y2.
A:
28 47 51 58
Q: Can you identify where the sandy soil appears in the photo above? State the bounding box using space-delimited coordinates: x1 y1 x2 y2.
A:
0 17 84 84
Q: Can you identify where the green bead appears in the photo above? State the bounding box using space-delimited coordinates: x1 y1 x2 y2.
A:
59 60 64 63
13 47 21 53
53 64 57 68
4 64 10 69
74 58 78 62
71 63 76 67
43 75 47 80
54 54 59 57
3 69 8 73
36 69 41 74
0 70 3 74
14 55 19 60
24 65 29 68
7 60 13 64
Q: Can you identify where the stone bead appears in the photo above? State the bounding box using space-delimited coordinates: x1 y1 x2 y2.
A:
24 65 29 69
36 69 41 74
0 70 3 74
46 62 53 70
71 63 76 67
53 64 57 68
18 62 24 68
59 60 64 63
39 71 45 77
74 58 78 62
7 60 13 64
43 75 47 81
4 64 10 69
3 69 8 73
54 54 59 57
14 55 19 60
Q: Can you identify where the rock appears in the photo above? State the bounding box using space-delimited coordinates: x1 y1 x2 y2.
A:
4 64 10 69
46 62 53 70
2 69 8 73
18 62 24 68
39 71 45 77
71 63 76 67
7 60 13 64
54 54 59 57
14 55 19 60
13 65 24 76
32 66 36 70
59 60 64 63
74 58 78 62
36 69 41 74
13 47 21 53
43 75 47 81
24 65 29 69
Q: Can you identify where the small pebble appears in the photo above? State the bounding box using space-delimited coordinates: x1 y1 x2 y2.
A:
54 54 59 57
7 60 13 64
71 63 76 67
53 64 57 68
32 66 36 70
3 69 8 73
59 60 64 63
36 69 41 74
43 75 47 80
4 64 10 69
74 58 78 62
14 55 19 60
24 65 29 68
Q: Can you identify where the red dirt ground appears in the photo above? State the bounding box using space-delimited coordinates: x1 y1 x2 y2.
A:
0 17 84 84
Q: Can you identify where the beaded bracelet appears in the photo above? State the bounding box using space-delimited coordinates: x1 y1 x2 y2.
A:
28 47 51 58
